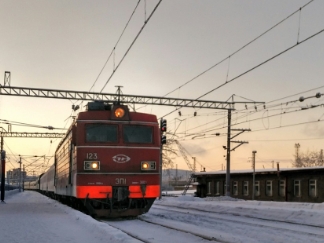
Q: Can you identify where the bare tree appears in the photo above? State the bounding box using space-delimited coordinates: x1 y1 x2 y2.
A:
292 147 324 167
162 138 177 169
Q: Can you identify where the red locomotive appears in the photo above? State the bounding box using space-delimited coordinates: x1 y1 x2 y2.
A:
39 101 161 217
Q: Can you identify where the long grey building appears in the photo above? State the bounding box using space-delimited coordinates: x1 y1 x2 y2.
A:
193 167 324 203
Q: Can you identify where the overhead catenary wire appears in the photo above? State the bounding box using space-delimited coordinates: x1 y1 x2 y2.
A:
160 1 320 119
177 115 324 142
155 0 315 101
99 0 163 94
184 102 324 138
0 119 67 130
172 89 324 140
88 0 142 93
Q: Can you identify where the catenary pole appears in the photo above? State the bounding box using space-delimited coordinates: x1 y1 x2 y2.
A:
226 109 231 196
252 150 257 200
18 156 22 192
1 149 5 202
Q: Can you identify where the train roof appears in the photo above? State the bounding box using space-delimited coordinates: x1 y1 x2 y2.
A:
77 105 158 123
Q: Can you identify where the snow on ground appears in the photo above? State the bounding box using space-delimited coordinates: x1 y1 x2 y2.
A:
156 193 324 227
0 190 141 243
1 190 324 243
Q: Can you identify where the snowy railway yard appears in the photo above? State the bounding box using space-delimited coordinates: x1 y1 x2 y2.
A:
104 196 324 243
1 190 324 243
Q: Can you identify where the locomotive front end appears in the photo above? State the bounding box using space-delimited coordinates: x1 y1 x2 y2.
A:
74 102 161 218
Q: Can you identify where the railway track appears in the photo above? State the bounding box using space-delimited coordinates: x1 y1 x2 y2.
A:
153 204 324 235
101 204 324 243
101 217 224 243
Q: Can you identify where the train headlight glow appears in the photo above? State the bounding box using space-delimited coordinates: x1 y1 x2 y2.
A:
114 108 125 118
142 162 149 169
141 161 156 171
84 161 100 170
91 162 98 169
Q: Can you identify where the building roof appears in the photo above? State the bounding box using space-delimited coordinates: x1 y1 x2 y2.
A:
193 166 324 176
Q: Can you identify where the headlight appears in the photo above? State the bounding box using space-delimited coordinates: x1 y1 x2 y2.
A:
141 161 156 171
84 161 100 170
114 108 125 118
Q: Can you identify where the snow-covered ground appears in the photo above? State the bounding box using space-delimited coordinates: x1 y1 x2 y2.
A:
1 190 324 243
0 190 141 243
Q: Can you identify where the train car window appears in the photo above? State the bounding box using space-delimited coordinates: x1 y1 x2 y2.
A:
123 125 153 144
86 124 118 143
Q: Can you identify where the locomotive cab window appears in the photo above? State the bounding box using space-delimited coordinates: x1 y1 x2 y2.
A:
123 125 153 144
86 124 118 143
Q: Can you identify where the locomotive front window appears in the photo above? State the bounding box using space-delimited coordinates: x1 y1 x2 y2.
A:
123 125 153 144
86 124 118 143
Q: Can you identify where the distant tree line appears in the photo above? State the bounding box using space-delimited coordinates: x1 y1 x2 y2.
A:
293 143 324 167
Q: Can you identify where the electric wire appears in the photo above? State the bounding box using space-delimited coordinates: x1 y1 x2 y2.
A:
0 119 67 131
178 118 324 142
88 0 142 93
174 91 324 140
165 81 324 138
160 1 321 119
99 0 163 93
154 0 315 102
188 27 324 110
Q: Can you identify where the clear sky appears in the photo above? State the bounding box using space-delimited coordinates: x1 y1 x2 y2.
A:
1 0 324 175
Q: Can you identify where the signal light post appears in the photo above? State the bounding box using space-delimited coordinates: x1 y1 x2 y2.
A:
159 118 167 199
160 118 167 145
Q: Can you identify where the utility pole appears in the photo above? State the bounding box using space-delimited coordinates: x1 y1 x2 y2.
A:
192 157 196 173
18 156 22 192
225 109 231 196
295 143 300 166
225 110 250 197
23 164 25 191
1 133 5 202
1 150 5 202
175 164 178 186
252 150 257 200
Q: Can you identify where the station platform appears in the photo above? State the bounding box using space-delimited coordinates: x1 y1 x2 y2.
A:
0 190 139 243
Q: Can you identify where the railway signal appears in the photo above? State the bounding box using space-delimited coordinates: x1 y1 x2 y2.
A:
161 135 166 145
160 119 167 132
160 119 167 145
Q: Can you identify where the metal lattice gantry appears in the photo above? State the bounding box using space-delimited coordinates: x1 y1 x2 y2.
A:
0 85 235 110
4 72 11 86
0 132 65 138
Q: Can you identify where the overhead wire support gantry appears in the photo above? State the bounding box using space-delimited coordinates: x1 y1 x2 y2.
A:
0 85 236 110
0 132 65 138
1 81 266 199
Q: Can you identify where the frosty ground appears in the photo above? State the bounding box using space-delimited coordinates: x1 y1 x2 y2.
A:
1 190 323 243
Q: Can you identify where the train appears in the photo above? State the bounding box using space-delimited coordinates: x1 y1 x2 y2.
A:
25 101 161 218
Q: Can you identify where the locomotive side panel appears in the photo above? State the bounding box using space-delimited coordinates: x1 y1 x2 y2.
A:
40 164 55 194
55 130 75 196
